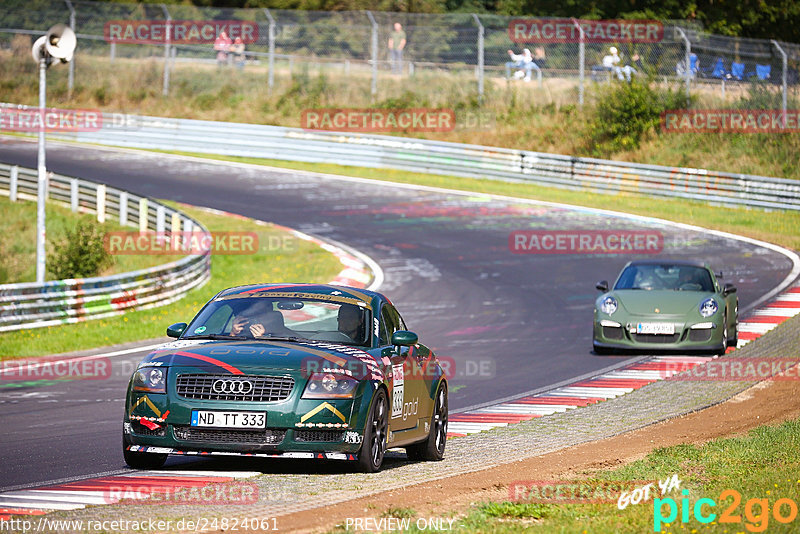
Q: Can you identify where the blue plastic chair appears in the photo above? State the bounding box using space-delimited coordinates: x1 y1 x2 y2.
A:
731 62 744 80
710 58 727 78
756 64 771 81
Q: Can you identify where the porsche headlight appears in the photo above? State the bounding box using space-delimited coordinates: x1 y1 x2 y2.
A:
132 366 167 393
302 372 359 399
699 298 718 318
600 296 618 315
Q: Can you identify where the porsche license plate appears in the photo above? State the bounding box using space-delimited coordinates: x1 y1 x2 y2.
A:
191 410 266 429
636 323 675 335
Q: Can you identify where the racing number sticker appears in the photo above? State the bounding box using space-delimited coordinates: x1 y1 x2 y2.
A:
391 364 404 418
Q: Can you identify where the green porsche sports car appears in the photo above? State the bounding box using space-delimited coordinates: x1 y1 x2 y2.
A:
593 260 738 355
123 284 448 472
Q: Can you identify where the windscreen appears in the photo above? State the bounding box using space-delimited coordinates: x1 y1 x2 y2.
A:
184 296 371 346
614 265 714 292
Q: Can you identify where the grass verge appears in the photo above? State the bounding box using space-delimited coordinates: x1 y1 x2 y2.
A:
160 151 800 252
0 195 175 283
442 416 800 533
0 203 344 359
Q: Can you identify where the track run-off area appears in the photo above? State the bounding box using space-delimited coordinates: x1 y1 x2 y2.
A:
0 137 798 526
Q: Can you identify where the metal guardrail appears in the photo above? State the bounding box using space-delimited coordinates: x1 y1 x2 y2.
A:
0 162 211 332
42 110 800 212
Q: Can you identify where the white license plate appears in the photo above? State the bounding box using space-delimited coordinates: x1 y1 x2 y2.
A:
636 323 675 335
191 410 266 429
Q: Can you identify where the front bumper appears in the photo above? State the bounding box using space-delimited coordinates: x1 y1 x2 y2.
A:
124 390 368 456
593 318 725 353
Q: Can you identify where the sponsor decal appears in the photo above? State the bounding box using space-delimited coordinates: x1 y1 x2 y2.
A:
391 364 404 419
299 402 347 424
509 18 664 43
344 431 362 444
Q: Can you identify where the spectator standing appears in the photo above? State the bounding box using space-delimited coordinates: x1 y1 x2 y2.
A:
230 37 246 70
388 22 407 75
533 46 547 69
214 31 232 67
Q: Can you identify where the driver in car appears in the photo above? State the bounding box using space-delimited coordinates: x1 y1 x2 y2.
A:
337 304 364 342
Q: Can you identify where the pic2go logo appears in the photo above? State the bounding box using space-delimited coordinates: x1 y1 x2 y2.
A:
654 489 800 532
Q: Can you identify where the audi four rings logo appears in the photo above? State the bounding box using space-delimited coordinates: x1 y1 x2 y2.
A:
212 379 254 394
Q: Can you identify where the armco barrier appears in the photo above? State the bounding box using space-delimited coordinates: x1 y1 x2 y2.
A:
28 108 800 212
0 163 211 332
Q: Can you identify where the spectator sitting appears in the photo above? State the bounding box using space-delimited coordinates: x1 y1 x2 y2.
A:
602 46 636 82
230 37 246 70
505 48 540 82
533 46 547 69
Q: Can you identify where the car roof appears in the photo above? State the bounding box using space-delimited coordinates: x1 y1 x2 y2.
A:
214 283 382 304
625 259 710 269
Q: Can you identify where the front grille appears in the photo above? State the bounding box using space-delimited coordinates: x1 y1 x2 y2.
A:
176 374 294 402
633 334 680 344
295 430 345 443
688 329 713 342
602 326 624 340
174 426 285 444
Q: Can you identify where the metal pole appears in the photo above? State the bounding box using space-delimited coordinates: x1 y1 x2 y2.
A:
263 9 276 90
366 11 377 96
472 14 484 102
571 19 584 107
64 0 75 94
36 58 48 283
161 4 171 96
675 27 691 102
771 40 788 129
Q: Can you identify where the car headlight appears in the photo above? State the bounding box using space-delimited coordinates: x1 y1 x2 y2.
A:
699 298 718 318
600 296 618 315
133 367 167 393
302 372 359 399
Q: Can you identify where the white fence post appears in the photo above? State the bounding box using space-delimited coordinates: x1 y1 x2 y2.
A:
161 3 172 96
118 191 128 225
9 166 18 202
472 14 484 102
70 178 78 212
96 184 106 223
264 8 276 90
139 198 148 234
366 11 378 96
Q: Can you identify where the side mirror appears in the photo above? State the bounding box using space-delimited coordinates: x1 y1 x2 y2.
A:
166 322 187 338
723 283 737 296
596 280 609 292
391 330 418 347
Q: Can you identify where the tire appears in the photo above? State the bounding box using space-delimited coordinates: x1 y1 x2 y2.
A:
123 434 167 470
406 382 448 462
357 388 388 473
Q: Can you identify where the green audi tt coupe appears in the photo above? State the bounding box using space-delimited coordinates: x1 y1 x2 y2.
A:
123 284 448 472
593 260 738 355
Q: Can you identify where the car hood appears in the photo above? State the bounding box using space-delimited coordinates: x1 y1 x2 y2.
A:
138 338 385 379
613 290 715 316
